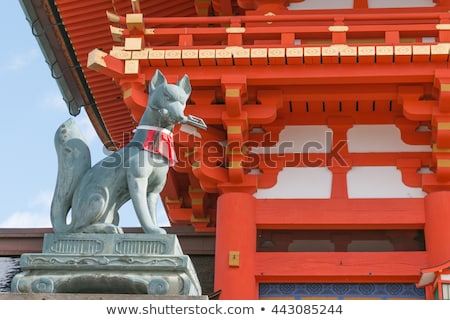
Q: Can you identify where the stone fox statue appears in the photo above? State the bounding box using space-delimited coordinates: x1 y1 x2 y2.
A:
51 70 205 234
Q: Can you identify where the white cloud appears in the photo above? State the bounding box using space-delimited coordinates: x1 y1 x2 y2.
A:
0 198 167 229
0 188 169 228
76 112 102 145
0 210 51 228
38 91 67 112
28 190 53 208
0 191 52 228
7 56 27 70
5 48 40 71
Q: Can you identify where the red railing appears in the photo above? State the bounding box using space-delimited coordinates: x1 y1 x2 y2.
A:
110 10 450 48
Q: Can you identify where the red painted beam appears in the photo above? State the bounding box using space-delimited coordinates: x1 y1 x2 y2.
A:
255 251 427 281
156 63 439 87
255 198 425 230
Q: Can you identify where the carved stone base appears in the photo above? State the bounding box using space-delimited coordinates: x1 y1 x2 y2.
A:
11 233 202 296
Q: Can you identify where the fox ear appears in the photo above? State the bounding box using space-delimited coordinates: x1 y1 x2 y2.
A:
149 69 167 94
177 74 192 96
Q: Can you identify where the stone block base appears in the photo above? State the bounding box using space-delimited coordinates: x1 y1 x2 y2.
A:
11 233 202 296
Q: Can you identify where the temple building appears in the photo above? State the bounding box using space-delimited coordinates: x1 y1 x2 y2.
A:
10 0 450 299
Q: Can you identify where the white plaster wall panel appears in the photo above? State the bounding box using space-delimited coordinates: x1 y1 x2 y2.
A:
253 167 332 199
347 166 426 198
288 0 435 10
251 125 331 154
368 0 435 8
442 274 450 281
288 0 353 10
347 125 431 152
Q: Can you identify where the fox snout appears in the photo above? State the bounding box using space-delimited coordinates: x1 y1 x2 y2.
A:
158 102 187 125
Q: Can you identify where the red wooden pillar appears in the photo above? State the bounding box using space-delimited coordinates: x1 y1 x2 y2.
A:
214 192 257 299
424 191 450 266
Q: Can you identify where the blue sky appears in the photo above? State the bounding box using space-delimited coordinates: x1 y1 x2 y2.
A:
0 2 168 229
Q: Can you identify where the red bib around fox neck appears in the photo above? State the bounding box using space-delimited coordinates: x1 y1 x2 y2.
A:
138 125 177 167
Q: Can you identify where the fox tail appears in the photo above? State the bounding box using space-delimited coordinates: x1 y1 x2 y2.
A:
50 118 91 232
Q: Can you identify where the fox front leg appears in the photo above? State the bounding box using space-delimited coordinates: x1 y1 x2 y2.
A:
127 148 166 234
130 176 165 234
147 192 162 227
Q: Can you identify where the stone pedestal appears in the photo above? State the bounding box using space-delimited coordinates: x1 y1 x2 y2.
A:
11 233 202 296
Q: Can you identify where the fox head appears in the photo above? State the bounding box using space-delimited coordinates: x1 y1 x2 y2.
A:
146 69 191 127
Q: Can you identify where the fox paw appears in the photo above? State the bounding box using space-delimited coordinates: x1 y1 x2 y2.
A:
80 223 124 234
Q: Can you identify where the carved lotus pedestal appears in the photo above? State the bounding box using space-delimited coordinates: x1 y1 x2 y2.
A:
11 233 202 296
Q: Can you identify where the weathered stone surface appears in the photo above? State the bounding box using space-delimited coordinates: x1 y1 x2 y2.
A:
50 70 206 235
42 233 183 255
11 233 202 296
